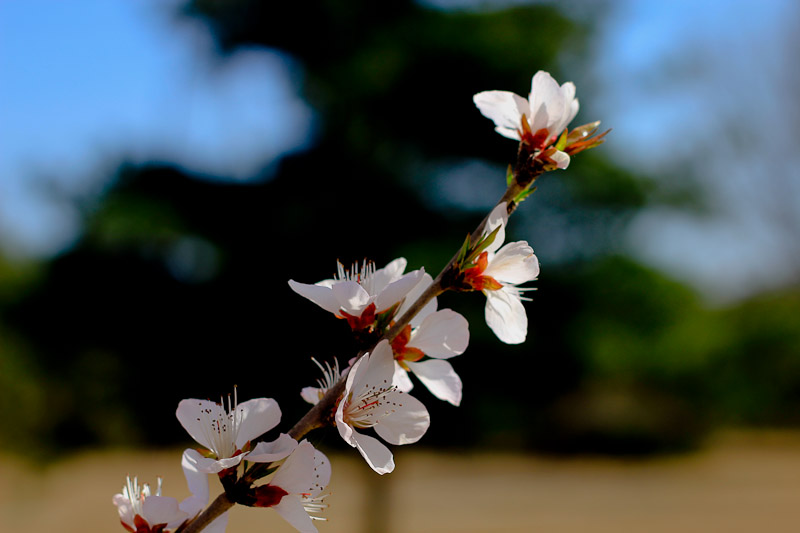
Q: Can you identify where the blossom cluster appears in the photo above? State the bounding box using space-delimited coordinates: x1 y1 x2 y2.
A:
473 70 607 170
113 70 603 533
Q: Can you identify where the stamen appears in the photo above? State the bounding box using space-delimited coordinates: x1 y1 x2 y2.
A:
196 387 241 459
344 381 399 429
334 260 376 293
507 286 537 302
302 492 330 520
311 357 340 392
123 475 150 516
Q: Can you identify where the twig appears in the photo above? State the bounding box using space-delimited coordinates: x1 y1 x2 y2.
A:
182 143 544 532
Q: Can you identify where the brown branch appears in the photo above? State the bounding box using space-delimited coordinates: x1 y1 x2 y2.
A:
182 493 234 533
288 141 545 442
181 141 546 532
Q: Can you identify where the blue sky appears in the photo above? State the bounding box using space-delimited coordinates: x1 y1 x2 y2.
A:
0 0 313 255
1 0 797 301
588 0 799 301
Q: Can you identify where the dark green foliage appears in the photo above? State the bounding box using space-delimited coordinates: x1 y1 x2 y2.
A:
1 1 798 459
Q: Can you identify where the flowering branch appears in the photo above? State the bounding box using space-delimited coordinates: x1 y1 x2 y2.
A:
115 70 606 533
178 192 503 533
180 155 541 533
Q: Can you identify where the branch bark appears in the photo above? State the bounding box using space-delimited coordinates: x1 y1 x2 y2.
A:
180 142 544 532
181 493 234 533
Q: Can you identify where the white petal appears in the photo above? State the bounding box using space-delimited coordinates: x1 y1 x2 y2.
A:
246 433 298 463
408 309 469 359
315 278 336 289
550 149 571 169
273 496 317 533
567 97 580 128
271 441 315 494
483 202 508 254
373 392 430 445
336 356 366 444
179 447 228 475
406 360 463 406
352 431 395 474
234 398 282 449
399 272 438 327
309 449 331 496
375 268 424 312
300 386 322 405
142 495 187 529
554 81 579 134
392 361 414 392
484 287 528 344
561 80 576 103
176 399 225 450
335 399 355 444
113 494 135 526
288 280 341 315
473 90 529 137
359 340 396 388
495 126 524 140
208 454 245 474
484 241 539 285
330 280 371 315
345 352 370 399
529 70 565 133
181 449 210 513
179 495 206 522
371 257 407 292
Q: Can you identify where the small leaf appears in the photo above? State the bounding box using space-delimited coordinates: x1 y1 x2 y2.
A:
514 186 537 205
506 164 514 186
456 233 471 265
375 301 401 332
554 128 568 151
519 113 533 139
566 120 601 144
248 465 279 482
565 128 611 155
465 225 502 265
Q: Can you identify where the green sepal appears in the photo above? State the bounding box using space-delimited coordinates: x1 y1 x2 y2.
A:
514 186 537 205
197 448 217 459
375 301 400 332
464 225 501 265
506 164 514 186
455 233 471 265
555 128 568 151
247 465 279 482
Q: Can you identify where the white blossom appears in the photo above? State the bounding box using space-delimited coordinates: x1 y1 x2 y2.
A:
391 309 469 406
176 389 296 474
474 70 579 169
260 441 332 533
335 340 430 474
462 203 539 344
288 258 424 331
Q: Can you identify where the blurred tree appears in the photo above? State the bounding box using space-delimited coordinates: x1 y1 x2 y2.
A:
2 0 798 460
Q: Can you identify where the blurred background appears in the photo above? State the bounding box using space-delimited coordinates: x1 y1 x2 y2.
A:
1 0 799 531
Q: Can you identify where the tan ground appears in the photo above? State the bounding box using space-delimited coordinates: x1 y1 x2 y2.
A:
1 431 799 533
